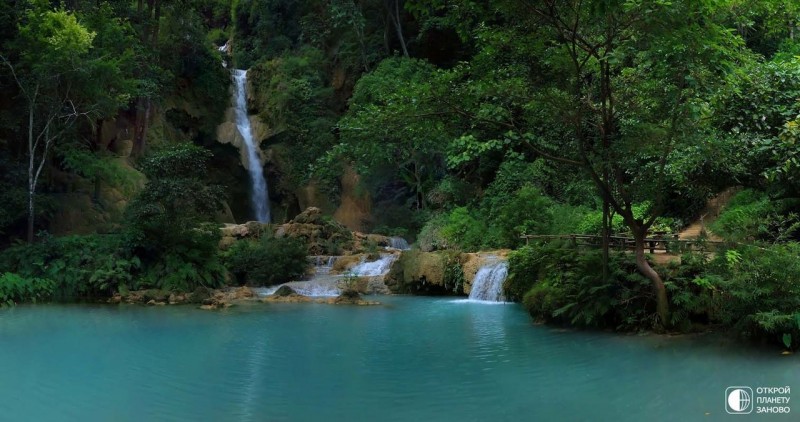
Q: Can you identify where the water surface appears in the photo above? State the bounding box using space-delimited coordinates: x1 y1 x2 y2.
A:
0 297 795 421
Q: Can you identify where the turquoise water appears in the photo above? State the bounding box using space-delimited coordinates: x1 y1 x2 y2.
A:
0 297 796 421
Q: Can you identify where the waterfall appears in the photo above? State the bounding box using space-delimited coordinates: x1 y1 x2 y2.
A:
387 237 410 250
350 254 397 277
308 256 339 275
255 254 398 297
468 259 508 302
233 69 271 223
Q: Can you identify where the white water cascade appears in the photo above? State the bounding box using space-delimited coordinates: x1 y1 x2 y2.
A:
350 254 398 277
387 237 410 250
233 69 271 223
468 259 509 303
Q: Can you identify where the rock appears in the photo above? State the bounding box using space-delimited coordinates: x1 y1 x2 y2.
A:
168 293 187 305
218 236 237 250
229 286 255 300
262 291 314 303
199 302 232 310
291 207 323 225
273 285 297 297
331 254 365 273
188 287 211 304
108 295 121 304
324 290 380 306
221 223 249 238
245 221 265 235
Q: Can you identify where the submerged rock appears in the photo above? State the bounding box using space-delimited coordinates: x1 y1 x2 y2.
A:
324 290 380 306
262 286 314 303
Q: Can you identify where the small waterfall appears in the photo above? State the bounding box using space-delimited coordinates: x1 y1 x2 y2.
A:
349 254 397 295
468 259 508 303
387 237 410 250
350 254 397 277
308 256 339 275
255 254 398 297
233 69 271 223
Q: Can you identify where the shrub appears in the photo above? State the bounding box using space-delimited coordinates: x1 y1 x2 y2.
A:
709 243 800 349
440 207 487 251
711 189 799 242
124 143 227 292
224 236 308 286
0 273 55 306
0 234 138 298
417 214 449 252
514 242 654 328
492 186 554 247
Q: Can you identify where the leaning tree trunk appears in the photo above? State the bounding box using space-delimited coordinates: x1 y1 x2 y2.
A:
632 226 669 326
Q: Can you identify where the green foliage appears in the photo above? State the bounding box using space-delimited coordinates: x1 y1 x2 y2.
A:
416 213 449 252
0 234 137 298
712 189 800 242
439 207 487 252
125 143 226 291
505 245 542 302
0 272 54 306
517 243 656 329
576 203 678 236
223 236 308 286
513 242 721 331
442 252 465 294
709 243 800 349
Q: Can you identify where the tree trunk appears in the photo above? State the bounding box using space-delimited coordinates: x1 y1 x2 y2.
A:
633 227 669 326
27 105 35 243
601 198 609 282
27 190 34 243
387 0 409 57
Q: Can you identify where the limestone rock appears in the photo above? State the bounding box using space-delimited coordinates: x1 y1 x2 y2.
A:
291 207 323 225
323 290 380 306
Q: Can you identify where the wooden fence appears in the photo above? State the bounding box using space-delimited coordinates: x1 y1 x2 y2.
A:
520 234 729 253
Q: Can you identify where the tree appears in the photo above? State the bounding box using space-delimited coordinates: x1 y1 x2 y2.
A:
125 143 226 290
1 3 125 242
321 57 451 210
392 0 743 325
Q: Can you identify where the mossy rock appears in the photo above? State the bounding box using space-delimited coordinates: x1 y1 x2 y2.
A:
188 286 211 304
273 285 297 297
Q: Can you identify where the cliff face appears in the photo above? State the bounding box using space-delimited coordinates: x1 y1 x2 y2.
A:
49 114 145 235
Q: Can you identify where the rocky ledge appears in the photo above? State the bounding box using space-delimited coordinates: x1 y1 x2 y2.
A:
109 285 379 309
262 286 380 306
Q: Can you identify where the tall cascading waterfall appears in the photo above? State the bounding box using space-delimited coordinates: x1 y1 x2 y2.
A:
233 69 271 223
468 258 509 302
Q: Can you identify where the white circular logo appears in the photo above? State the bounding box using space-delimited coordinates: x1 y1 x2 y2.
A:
727 388 752 412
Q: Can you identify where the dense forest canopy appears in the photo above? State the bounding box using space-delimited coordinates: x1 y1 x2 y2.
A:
1 0 800 345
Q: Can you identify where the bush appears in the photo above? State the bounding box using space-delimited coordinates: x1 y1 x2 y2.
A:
224 236 308 286
0 234 138 298
711 189 799 242
505 245 544 302
124 143 227 292
492 186 554 247
0 273 55 306
514 242 656 329
440 207 487 252
708 243 800 349
417 214 449 252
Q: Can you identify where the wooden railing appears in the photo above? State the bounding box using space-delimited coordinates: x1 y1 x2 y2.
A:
520 234 729 253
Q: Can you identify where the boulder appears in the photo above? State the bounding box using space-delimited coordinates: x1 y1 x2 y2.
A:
273 285 297 297
323 290 380 306
291 207 323 225
188 286 211 304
